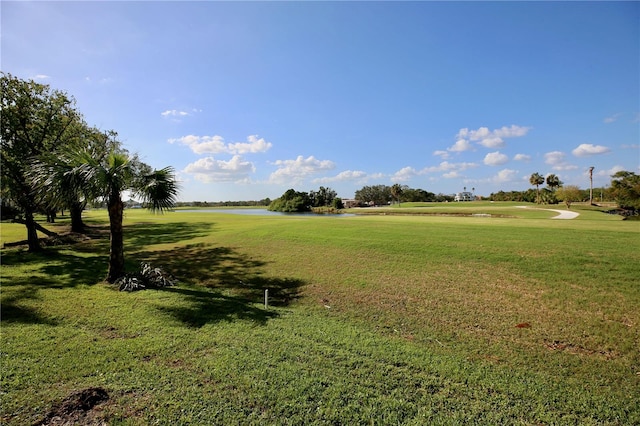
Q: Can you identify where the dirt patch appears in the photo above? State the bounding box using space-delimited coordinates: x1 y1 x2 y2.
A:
544 340 617 359
34 387 109 426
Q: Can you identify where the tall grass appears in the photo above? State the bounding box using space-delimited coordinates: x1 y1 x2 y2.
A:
2 206 639 424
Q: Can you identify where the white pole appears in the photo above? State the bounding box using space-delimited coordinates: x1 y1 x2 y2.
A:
264 289 269 309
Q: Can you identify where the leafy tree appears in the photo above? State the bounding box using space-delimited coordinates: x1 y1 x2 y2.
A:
268 189 311 212
610 171 640 210
529 172 545 204
391 183 404 206
555 185 582 209
70 148 178 282
355 185 392 206
1 73 80 251
546 174 561 192
332 197 344 210
309 186 337 208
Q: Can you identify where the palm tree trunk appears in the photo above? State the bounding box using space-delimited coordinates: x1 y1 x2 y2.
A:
106 194 125 283
69 201 85 233
25 209 42 252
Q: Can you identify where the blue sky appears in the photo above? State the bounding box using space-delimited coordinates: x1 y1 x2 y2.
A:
3 1 639 201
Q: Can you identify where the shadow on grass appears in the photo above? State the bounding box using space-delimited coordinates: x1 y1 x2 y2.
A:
123 221 215 247
134 243 305 327
0 276 60 325
2 234 304 328
155 287 280 327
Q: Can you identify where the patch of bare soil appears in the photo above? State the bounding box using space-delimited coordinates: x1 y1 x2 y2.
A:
544 340 617 359
33 387 109 426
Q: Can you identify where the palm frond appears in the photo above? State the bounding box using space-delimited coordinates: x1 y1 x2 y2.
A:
134 166 179 212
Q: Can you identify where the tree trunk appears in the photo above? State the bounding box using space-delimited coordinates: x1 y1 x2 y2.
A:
106 195 125 283
69 202 85 233
25 209 42 252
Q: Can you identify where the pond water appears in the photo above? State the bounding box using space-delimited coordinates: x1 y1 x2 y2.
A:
177 208 355 217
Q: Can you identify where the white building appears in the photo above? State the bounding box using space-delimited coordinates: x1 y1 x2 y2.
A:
454 192 474 202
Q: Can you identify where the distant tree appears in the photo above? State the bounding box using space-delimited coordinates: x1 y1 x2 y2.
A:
555 185 582 209
1 73 80 251
529 172 545 204
546 174 561 192
354 185 392 206
309 186 337 207
268 189 311 213
332 197 344 210
610 171 640 210
391 183 404 206
539 188 558 205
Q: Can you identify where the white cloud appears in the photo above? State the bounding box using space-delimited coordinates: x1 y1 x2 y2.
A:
423 161 477 174
161 109 189 117
443 171 461 179
169 134 272 155
491 169 518 183
454 124 531 150
513 153 531 162
313 170 368 184
603 113 622 124
183 155 255 183
493 125 532 138
595 165 626 177
545 151 578 171
33 74 51 80
483 151 509 166
433 150 450 159
391 166 419 182
571 143 611 157
448 139 473 152
478 137 505 149
269 155 336 184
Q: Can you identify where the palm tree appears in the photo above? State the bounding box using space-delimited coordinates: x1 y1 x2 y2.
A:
546 174 561 192
529 172 545 204
73 149 178 282
391 183 403 207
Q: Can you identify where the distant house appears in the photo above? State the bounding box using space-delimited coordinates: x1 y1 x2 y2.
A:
342 199 363 208
454 192 474 202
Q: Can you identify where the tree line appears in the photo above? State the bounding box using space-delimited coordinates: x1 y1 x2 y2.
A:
490 171 639 211
1 73 178 282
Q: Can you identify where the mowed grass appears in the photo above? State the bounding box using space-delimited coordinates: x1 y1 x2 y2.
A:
2 205 639 425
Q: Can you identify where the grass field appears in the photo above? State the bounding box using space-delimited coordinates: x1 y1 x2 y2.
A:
2 203 639 424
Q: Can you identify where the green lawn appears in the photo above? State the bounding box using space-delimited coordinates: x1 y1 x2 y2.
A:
2 205 639 424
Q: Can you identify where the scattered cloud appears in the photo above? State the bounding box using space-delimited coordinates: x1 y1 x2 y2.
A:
447 139 473 153
433 150 450 159
621 143 639 149
169 134 272 155
32 74 51 80
183 155 255 183
313 170 368 184
545 151 578 171
603 113 622 124
513 153 531 162
423 161 478 174
269 155 336 184
161 109 190 118
571 143 611 157
492 169 518 183
595 165 626 178
455 125 531 150
483 151 509 166
391 166 419 182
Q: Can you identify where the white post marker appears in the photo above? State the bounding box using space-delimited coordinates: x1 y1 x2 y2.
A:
264 289 269 309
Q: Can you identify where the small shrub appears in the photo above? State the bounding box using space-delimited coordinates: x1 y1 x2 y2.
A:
116 262 177 292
